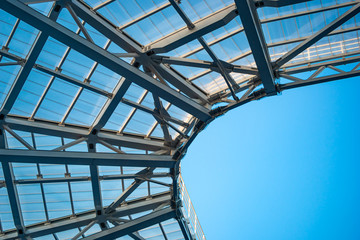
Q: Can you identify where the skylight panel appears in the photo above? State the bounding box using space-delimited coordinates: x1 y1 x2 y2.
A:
0 10 17 46
65 89 107 126
102 102 134 132
33 78 80 122
71 181 94 213
124 6 185 46
36 38 68 69
123 109 157 135
0 187 15 231
7 21 39 59
17 184 46 226
43 183 72 219
0 65 21 108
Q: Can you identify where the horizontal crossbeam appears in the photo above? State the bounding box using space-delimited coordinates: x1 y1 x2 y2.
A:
15 172 170 184
34 64 112 97
121 98 188 127
4 116 170 151
254 0 312 7
0 149 176 168
153 55 258 75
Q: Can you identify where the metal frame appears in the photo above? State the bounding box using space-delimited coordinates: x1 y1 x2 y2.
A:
0 0 360 239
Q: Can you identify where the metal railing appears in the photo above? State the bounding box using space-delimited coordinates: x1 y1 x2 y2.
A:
179 174 206 240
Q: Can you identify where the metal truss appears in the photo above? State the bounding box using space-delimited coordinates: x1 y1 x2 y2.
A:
0 0 360 239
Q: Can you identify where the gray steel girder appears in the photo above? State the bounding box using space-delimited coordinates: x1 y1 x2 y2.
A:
0 149 176 168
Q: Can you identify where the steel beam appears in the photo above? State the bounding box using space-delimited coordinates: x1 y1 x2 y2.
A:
1 162 25 235
105 168 154 213
3 125 34 150
91 78 132 131
4 116 170 151
0 130 25 237
19 0 55 4
152 55 258 75
236 0 276 95
0 149 176 168
121 98 187 127
15 172 169 184
169 0 194 29
0 0 211 121
255 0 312 7
149 63 209 102
0 62 21 67
81 208 176 240
177 215 193 240
274 3 360 69
92 0 115 11
34 64 111 97
88 46 133 132
87 142 104 216
198 37 239 99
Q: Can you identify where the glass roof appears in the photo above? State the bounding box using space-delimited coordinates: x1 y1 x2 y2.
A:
1 0 360 239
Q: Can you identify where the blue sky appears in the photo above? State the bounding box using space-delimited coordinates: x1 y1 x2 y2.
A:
182 76 360 239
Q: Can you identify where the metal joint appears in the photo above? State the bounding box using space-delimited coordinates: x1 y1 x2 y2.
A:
254 1 264 7
209 107 225 118
248 88 267 100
